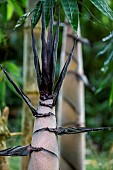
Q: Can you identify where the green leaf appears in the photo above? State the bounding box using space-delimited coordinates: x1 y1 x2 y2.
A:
5 78 21 98
96 42 112 57
0 29 6 45
44 0 56 27
31 1 42 28
90 0 113 21
4 61 21 82
21 0 27 7
0 79 6 107
104 49 113 66
1 62 22 98
102 32 113 42
96 74 111 94
8 0 24 16
7 2 14 20
109 81 113 106
13 12 32 31
61 0 79 32
0 29 4 43
32 0 57 29
1 2 7 24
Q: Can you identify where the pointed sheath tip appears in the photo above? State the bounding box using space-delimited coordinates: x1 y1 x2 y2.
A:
53 39 76 106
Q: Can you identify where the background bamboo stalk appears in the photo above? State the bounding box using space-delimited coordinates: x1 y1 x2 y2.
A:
58 21 85 170
21 0 41 169
0 107 10 170
57 18 68 156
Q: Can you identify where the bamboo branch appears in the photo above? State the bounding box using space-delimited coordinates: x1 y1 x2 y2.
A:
0 126 112 157
57 127 112 135
67 34 92 47
0 145 58 157
0 145 30 156
32 126 112 135
67 70 95 91
10 132 23 136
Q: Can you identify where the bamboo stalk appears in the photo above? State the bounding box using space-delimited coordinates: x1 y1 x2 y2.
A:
21 0 41 169
28 99 59 170
0 107 10 170
58 21 85 170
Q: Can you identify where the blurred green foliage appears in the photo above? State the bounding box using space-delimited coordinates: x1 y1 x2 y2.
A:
80 0 113 151
0 0 26 109
9 157 20 170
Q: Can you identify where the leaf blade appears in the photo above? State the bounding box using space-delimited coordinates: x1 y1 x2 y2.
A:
8 0 24 17
44 0 56 28
90 0 113 21
31 1 42 28
61 0 79 32
13 12 32 31
53 39 76 105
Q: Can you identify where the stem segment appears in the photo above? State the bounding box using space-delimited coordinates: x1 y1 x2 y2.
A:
28 99 59 170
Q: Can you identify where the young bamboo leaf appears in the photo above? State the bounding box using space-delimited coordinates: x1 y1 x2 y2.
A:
0 66 37 115
0 145 30 156
44 0 56 27
61 0 79 32
31 27 41 90
13 12 32 31
90 0 113 21
53 39 76 104
31 0 42 28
